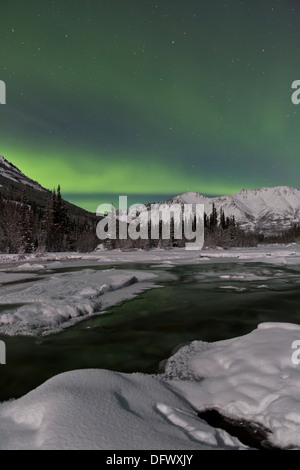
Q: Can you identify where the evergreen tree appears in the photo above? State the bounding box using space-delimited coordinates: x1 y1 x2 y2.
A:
220 208 227 229
20 191 33 253
209 203 218 230
204 212 209 229
40 190 55 251
53 185 71 250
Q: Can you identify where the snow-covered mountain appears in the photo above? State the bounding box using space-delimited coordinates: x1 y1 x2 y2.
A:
0 155 47 192
0 155 96 223
162 186 300 234
1 155 298 235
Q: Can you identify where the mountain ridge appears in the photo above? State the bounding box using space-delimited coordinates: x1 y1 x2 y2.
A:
0 155 97 225
162 186 300 234
1 156 299 235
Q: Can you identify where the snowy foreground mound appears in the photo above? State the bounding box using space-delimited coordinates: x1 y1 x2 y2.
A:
0 269 157 336
0 369 240 450
164 322 300 449
0 322 300 450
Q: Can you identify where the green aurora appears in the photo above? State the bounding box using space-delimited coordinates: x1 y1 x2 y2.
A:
0 0 299 211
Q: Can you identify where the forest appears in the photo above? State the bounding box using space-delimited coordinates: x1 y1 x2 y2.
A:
0 191 299 254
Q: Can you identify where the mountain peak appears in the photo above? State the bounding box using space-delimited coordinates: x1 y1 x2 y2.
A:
168 191 208 205
236 185 300 196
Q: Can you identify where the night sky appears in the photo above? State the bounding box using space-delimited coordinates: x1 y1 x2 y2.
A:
0 0 299 211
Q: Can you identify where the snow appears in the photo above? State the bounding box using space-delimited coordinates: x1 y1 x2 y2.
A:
0 322 299 449
0 156 14 168
1 244 300 269
0 244 299 337
0 272 39 284
0 369 244 450
0 155 46 192
163 322 300 449
0 269 158 336
165 186 300 234
219 271 275 281
0 246 300 448
219 285 247 292
15 263 47 271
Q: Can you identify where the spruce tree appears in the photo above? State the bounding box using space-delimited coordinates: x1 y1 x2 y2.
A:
209 203 218 230
20 191 33 253
41 190 55 251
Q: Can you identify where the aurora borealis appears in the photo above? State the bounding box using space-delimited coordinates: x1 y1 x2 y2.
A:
0 0 299 211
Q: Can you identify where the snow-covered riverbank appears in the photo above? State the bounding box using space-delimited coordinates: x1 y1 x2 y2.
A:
0 269 158 336
0 244 299 336
0 244 299 449
0 322 299 449
0 243 300 269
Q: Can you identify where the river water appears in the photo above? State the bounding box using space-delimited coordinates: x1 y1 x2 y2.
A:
0 261 300 402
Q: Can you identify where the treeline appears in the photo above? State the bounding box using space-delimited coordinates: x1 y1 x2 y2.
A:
103 204 300 250
203 204 257 248
2 191 299 254
101 203 258 250
0 186 98 253
259 224 300 244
